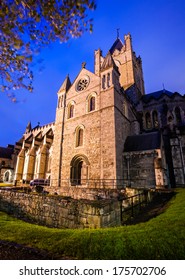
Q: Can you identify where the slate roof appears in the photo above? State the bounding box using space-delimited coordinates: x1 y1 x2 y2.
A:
58 75 71 93
109 38 124 54
141 89 181 103
0 146 14 159
124 131 161 152
101 51 119 72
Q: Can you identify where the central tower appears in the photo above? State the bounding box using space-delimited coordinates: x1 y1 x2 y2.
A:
110 34 145 103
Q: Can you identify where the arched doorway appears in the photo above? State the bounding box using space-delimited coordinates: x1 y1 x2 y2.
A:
70 154 90 185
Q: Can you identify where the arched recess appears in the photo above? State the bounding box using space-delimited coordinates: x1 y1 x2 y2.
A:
70 154 90 185
86 92 97 113
174 106 182 125
152 110 159 128
67 101 75 119
145 112 152 129
4 170 11 182
75 125 85 147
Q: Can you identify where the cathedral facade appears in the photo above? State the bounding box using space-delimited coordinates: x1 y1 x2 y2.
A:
2 34 185 197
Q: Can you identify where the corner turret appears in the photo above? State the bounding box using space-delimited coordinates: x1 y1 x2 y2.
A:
57 75 71 109
25 121 32 134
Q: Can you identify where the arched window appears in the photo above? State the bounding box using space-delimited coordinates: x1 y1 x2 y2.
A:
152 111 159 128
67 102 75 119
69 104 74 118
145 112 151 129
58 97 61 108
77 128 84 147
107 73 110 88
58 95 63 108
89 96 95 112
102 75 106 89
175 107 182 124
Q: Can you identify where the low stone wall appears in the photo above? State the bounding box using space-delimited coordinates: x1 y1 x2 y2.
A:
55 186 124 200
44 184 125 200
0 189 121 229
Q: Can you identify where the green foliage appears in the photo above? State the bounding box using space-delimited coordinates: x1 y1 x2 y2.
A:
0 0 96 101
0 188 185 259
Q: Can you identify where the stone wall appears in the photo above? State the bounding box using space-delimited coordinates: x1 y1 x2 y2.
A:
170 136 185 186
0 189 121 229
123 150 158 188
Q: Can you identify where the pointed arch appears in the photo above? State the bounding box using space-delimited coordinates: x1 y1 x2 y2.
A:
174 106 182 124
152 110 159 128
145 112 152 129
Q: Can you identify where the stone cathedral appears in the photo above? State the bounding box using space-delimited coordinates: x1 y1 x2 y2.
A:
1 34 185 198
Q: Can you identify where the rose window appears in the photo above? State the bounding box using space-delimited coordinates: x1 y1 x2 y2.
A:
77 78 89 91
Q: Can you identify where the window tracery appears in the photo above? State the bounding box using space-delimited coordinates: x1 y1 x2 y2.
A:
145 112 152 129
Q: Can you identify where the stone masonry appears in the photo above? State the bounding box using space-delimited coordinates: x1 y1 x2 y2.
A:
0 189 121 229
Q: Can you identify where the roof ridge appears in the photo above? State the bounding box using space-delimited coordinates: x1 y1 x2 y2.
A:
109 37 124 54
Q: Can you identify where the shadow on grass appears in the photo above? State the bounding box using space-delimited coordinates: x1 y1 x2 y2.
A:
124 190 176 225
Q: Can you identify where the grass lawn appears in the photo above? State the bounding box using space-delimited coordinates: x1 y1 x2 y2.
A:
0 188 185 259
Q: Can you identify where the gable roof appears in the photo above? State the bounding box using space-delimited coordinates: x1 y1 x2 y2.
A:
141 89 183 103
124 131 161 152
101 51 119 72
67 67 99 94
